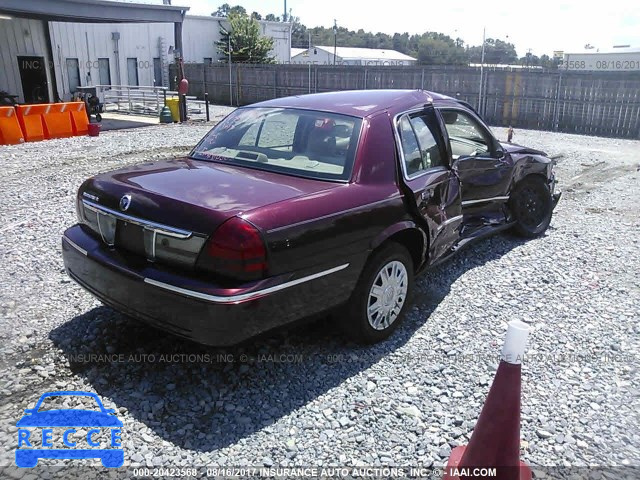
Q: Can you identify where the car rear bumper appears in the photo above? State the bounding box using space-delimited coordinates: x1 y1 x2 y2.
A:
62 225 362 346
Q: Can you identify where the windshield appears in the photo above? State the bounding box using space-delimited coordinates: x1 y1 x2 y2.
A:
190 107 363 181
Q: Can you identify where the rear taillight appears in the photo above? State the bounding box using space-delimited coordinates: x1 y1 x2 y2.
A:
197 217 268 281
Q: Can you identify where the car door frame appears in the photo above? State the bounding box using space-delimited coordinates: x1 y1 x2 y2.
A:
436 106 513 213
393 105 463 265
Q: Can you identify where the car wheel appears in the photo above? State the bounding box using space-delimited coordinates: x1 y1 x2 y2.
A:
342 243 414 344
509 176 553 238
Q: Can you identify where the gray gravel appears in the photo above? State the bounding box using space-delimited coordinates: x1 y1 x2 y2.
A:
0 117 638 477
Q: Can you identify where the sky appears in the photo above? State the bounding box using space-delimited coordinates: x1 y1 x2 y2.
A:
153 0 639 57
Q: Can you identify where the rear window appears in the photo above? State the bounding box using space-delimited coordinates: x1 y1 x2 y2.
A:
190 107 362 181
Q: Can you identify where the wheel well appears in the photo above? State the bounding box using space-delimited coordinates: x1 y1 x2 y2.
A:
381 229 425 271
513 173 548 191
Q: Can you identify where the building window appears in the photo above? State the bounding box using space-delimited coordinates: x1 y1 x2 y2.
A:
98 58 111 86
153 58 162 87
203 57 213 65
66 58 81 93
127 57 139 86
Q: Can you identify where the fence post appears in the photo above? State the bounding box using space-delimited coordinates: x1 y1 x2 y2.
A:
364 68 367 89
421 68 425 90
274 67 278 99
205 92 210 122
553 72 562 132
203 63 207 97
236 65 241 106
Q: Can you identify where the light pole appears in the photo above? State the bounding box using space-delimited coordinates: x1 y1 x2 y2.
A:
478 27 486 114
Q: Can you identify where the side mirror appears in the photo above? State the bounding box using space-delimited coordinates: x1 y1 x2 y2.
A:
493 144 506 159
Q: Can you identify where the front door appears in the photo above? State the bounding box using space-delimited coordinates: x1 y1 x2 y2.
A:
395 107 462 263
17 56 50 104
437 108 512 214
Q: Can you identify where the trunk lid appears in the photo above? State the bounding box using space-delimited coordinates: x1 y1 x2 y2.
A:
82 157 340 234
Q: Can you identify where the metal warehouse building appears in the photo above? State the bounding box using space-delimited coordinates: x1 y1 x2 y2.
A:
0 0 292 104
561 46 640 71
290 46 417 66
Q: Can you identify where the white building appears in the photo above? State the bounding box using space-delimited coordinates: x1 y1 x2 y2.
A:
0 0 291 103
290 46 417 66
561 46 640 71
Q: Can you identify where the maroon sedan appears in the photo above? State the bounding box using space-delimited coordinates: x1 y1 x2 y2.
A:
62 90 560 345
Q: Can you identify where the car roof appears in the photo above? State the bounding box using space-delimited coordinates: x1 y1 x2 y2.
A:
248 89 458 118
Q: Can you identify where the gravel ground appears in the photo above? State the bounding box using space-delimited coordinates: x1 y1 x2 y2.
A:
0 115 638 478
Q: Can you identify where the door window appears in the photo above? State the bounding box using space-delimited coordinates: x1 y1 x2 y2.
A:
439 109 492 158
153 58 162 87
397 114 442 177
66 58 81 93
98 58 111 86
127 58 139 86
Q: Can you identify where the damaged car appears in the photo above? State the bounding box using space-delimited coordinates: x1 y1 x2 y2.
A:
62 89 561 345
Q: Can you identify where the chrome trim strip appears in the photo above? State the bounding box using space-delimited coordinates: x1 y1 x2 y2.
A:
266 198 401 233
461 196 510 206
63 236 88 256
82 200 192 239
143 263 350 304
441 214 464 227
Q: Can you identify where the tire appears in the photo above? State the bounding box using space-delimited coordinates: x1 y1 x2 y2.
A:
509 176 553 238
342 242 414 344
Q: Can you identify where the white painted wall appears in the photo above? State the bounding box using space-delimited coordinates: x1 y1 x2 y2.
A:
0 17 54 103
290 48 335 65
49 21 173 99
562 51 640 71
1 16 292 103
181 16 291 65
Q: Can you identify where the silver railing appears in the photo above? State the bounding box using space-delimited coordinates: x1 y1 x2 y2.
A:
77 85 207 118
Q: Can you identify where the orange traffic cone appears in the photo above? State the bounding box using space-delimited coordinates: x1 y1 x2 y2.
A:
444 320 532 480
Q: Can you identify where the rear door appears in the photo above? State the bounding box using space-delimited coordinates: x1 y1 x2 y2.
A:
395 107 462 263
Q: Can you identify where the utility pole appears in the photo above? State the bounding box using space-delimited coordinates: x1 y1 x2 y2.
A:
333 19 337 66
478 27 486 113
283 0 287 22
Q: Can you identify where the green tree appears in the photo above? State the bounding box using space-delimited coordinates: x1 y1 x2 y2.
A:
212 3 247 17
250 11 262 20
468 38 518 64
265 13 281 22
416 32 468 65
290 16 307 47
217 13 275 64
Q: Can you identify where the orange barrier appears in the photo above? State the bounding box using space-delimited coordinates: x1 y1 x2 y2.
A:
16 104 49 142
69 102 89 136
42 103 74 139
0 107 25 145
